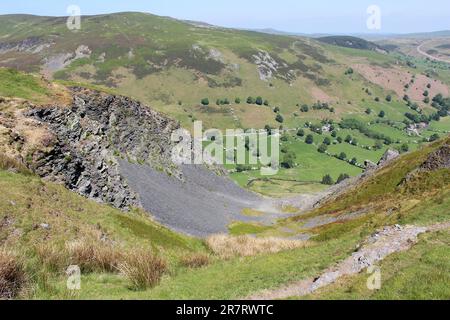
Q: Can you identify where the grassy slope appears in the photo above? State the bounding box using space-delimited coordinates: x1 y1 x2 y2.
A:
0 67 72 105
0 140 448 300
0 168 205 298
46 138 450 299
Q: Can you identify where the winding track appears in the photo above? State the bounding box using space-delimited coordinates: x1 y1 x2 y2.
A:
247 222 450 300
417 40 450 64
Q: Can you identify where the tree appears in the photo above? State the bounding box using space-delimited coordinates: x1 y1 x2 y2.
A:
236 164 251 172
247 96 255 104
423 90 429 97
386 95 392 102
255 96 263 105
297 129 305 137
323 137 331 145
429 133 440 142
338 152 347 160
264 100 269 106
399 143 409 153
365 108 372 115
374 97 380 102
321 174 335 185
201 98 210 106
281 152 297 169
235 97 241 104
337 136 343 144
378 110 386 118
216 99 221 106
331 131 337 138
318 144 328 153
300 105 309 112
345 135 352 143
374 140 384 150
350 157 358 165
305 134 314 144
223 98 230 105
275 114 284 123
351 139 358 146
337 173 350 184
273 106 280 113
424 97 430 104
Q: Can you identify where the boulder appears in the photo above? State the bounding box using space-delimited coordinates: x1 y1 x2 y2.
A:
378 149 400 166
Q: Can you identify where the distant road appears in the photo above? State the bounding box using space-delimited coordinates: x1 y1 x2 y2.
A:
417 40 450 64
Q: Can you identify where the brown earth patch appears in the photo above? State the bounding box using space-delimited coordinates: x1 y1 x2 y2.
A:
353 64 449 103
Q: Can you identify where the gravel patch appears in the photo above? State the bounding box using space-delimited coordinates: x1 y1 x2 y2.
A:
119 162 293 237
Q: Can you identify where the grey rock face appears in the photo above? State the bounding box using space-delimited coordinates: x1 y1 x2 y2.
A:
378 149 400 166
26 87 180 210
421 144 450 171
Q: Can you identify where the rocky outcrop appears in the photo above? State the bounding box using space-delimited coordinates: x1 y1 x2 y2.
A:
0 36 52 54
25 87 180 209
421 144 450 171
377 149 400 167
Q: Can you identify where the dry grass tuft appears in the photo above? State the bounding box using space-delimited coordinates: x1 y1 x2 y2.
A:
35 243 69 273
66 240 124 273
0 249 26 299
0 153 31 175
180 253 210 269
207 235 308 259
118 249 167 290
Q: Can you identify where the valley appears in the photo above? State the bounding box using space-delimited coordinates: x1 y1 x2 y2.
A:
0 11 449 301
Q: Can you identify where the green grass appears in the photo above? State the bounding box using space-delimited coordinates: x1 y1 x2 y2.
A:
228 222 272 236
0 68 50 102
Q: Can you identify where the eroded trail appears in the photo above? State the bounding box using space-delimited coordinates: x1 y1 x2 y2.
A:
247 222 450 300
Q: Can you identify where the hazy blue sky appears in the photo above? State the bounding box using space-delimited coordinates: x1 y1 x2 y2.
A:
0 0 449 34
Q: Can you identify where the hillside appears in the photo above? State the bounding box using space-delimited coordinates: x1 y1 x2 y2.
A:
1 129 448 300
1 11 450 197
317 36 386 52
0 31 449 300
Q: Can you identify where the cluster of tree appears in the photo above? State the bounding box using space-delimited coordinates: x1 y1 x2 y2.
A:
431 94 450 117
321 173 350 185
200 96 269 106
299 104 309 113
312 102 335 113
247 96 269 106
339 118 393 145
321 174 334 185
216 98 231 105
404 112 430 124
344 134 359 146
344 68 354 75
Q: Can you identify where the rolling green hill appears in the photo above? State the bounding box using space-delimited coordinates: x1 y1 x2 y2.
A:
1 12 450 195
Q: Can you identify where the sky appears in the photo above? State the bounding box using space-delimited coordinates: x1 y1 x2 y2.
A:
0 0 449 34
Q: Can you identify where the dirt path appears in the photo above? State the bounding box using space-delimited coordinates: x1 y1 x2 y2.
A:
247 222 450 300
417 41 450 64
